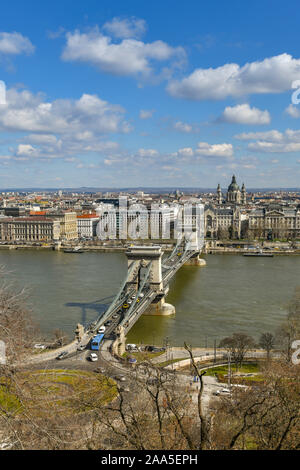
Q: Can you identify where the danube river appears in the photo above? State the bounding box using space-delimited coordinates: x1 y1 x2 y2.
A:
1 250 299 347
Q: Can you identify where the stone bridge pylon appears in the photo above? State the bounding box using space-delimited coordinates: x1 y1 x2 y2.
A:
125 245 175 316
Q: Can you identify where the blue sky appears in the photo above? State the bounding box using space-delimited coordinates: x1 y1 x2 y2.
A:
1 0 300 188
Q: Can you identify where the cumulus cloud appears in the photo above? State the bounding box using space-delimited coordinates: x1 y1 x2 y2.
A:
167 53 300 100
137 148 159 157
139 109 154 119
195 142 233 158
61 27 186 78
235 130 283 142
235 128 300 153
173 121 193 133
285 104 300 118
177 147 194 157
103 17 146 39
0 87 130 160
0 88 130 135
220 103 271 125
0 32 35 55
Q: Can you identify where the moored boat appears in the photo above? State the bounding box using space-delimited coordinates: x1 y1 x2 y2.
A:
63 246 84 253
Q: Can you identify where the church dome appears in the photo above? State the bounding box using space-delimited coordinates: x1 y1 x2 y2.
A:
228 175 239 191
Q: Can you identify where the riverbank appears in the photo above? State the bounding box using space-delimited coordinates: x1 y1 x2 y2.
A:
1 241 300 255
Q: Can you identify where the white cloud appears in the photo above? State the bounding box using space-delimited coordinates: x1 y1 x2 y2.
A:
103 17 146 39
285 104 300 118
0 32 34 55
137 148 159 157
174 121 193 133
167 53 300 100
62 27 186 78
235 128 300 153
235 130 284 142
248 141 300 153
16 144 38 158
220 103 270 125
196 142 233 158
0 88 129 135
0 87 130 161
139 109 154 119
177 147 194 157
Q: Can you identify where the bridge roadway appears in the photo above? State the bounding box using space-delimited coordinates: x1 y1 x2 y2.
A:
90 240 200 341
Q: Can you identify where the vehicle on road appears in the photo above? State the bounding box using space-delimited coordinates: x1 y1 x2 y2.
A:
33 343 46 350
214 388 231 396
90 333 104 351
144 346 166 353
119 386 130 392
115 375 126 382
105 320 112 326
77 344 86 351
89 353 98 362
112 314 119 319
94 367 105 374
56 351 68 360
97 326 106 334
126 343 139 352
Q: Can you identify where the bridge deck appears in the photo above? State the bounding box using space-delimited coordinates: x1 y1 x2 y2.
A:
89 237 202 339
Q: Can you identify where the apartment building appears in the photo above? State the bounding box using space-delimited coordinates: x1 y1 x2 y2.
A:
0 217 61 242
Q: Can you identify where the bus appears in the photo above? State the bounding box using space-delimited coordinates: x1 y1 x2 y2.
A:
90 333 104 351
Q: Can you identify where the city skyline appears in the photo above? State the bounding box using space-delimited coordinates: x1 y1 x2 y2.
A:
1 1 300 188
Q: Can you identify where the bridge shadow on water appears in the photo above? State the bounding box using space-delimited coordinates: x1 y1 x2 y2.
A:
65 295 114 327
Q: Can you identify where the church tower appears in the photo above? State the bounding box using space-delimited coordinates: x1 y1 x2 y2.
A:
226 175 241 204
241 183 247 205
217 183 222 204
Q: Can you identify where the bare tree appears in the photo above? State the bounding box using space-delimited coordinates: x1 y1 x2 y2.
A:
211 361 300 450
219 332 256 370
259 332 275 361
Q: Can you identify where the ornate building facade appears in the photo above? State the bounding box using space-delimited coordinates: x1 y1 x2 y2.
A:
248 205 300 240
205 205 242 239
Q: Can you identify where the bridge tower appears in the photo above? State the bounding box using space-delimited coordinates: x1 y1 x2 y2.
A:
125 245 175 316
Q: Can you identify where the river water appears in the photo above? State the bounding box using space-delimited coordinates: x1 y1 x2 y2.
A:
0 250 299 347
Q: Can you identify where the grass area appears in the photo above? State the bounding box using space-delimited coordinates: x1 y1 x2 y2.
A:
201 363 264 383
0 384 21 413
122 350 165 363
203 363 259 376
0 369 118 416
